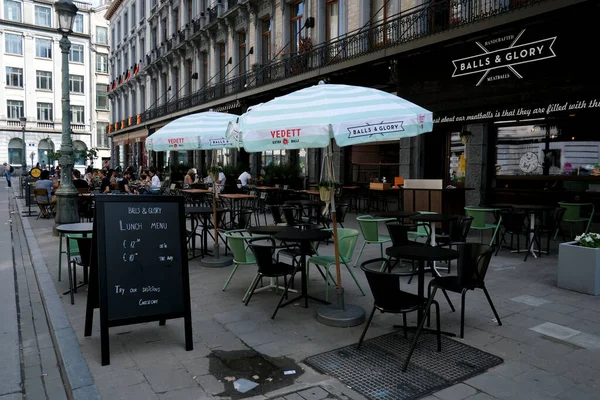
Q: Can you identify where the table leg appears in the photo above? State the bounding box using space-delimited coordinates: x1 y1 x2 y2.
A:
58 233 63 282
529 212 538 259
417 259 425 323
279 246 328 308
429 222 437 269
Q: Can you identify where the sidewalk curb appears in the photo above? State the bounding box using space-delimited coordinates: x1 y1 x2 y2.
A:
14 195 100 400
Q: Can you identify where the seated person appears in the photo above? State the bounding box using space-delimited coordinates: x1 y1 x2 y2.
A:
119 170 135 194
148 167 161 194
184 169 196 189
35 170 57 217
237 168 252 189
72 170 89 189
98 170 112 193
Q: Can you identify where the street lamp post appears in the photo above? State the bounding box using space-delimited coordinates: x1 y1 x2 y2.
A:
20 117 27 175
54 0 79 225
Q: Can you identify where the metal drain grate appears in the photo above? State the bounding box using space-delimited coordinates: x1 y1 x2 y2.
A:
305 331 503 400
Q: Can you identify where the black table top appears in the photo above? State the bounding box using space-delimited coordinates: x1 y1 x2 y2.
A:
247 225 293 235
386 245 459 261
409 214 458 223
185 207 227 214
511 204 556 211
374 211 419 219
275 229 331 242
284 200 324 206
56 223 93 233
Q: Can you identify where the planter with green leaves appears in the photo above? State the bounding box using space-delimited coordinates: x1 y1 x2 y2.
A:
319 181 337 202
558 233 600 295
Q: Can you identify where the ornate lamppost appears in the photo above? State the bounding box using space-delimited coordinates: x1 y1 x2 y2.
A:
20 117 27 174
54 0 79 225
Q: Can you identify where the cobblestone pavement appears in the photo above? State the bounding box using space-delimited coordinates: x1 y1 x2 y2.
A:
11 184 600 400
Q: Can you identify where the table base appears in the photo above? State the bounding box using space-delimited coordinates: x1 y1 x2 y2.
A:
317 304 365 327
280 294 329 308
198 254 233 268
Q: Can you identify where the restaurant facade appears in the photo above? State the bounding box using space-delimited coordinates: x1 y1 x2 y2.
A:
105 0 597 206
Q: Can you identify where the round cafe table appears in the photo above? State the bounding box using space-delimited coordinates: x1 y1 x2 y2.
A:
374 210 419 220
185 207 226 259
274 228 332 308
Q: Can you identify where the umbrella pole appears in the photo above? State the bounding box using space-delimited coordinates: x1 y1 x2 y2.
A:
213 182 219 259
317 143 365 327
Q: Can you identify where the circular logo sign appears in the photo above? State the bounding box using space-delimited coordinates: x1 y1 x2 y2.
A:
30 168 42 178
283 138 289 145
519 152 539 173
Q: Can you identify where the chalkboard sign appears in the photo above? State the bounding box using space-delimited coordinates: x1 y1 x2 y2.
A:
85 195 192 366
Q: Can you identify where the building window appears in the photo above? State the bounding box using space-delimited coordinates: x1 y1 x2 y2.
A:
69 75 84 93
37 102 53 121
4 0 22 22
326 0 340 41
238 31 247 76
35 5 52 27
124 12 128 34
96 54 108 73
219 43 226 83
131 4 136 25
96 84 108 110
73 141 87 165
111 28 115 48
6 66 23 87
96 26 108 44
73 14 83 33
36 70 52 90
71 105 84 124
261 18 271 65
290 1 304 54
69 44 84 63
35 38 53 59
8 138 23 165
4 33 23 55
140 0 145 20
97 122 109 148
117 20 122 42
201 52 208 87
7 100 24 119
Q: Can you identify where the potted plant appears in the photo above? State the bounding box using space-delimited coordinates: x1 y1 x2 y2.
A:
319 180 337 202
557 232 600 295
459 130 472 144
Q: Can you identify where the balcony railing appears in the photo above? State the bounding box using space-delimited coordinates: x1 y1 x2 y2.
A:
71 124 86 131
137 0 546 125
37 122 55 129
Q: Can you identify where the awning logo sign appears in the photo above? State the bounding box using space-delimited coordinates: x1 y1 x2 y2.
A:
347 121 404 139
209 138 232 146
452 30 557 86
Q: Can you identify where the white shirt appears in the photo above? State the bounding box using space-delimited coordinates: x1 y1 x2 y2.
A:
237 171 252 188
151 175 161 189
217 172 226 189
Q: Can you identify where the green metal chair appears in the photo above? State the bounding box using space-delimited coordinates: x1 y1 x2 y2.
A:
59 234 83 282
307 228 365 302
464 207 502 246
354 216 395 267
558 202 594 237
223 230 268 293
407 211 437 243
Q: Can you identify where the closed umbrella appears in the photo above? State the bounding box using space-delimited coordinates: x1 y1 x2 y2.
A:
146 111 239 267
228 82 433 326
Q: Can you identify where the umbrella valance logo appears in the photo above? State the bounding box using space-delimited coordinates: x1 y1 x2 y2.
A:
347 121 404 139
271 128 302 146
209 138 232 146
451 30 557 86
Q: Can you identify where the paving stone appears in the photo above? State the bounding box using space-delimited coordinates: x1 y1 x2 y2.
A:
297 386 330 400
434 383 478 400
513 368 575 397
93 368 147 390
141 367 196 393
0 394 22 400
157 387 209 400
44 377 68 400
182 357 211 377
194 375 223 395
530 322 580 341
568 333 600 350
510 295 551 307
557 384 600 400
465 394 495 400
284 393 306 400
491 361 534 379
23 378 45 400
101 383 159 400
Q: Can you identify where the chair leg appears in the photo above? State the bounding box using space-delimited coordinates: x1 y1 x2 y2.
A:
222 262 240 291
402 313 407 338
403 296 437 372
353 242 367 268
460 289 467 338
433 300 441 352
482 285 502 326
441 289 455 312
67 260 75 305
243 273 261 305
379 243 383 259
272 271 297 319
344 262 365 295
357 305 377 350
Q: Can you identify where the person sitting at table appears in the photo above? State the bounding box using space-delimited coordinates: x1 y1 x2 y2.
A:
184 169 196 189
237 168 252 189
72 170 89 189
35 170 57 217
119 170 135 194
148 167 161 194
98 170 112 193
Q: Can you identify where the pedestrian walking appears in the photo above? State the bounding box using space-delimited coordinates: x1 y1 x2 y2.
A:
3 162 12 188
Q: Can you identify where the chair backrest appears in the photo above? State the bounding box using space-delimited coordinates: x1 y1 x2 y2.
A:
73 236 93 267
450 216 474 242
335 228 360 262
361 258 409 312
551 207 566 230
356 216 394 241
270 205 283 224
236 209 253 229
335 204 349 223
225 230 252 263
281 206 299 226
386 222 416 246
500 210 527 233
34 188 49 201
415 211 436 236
464 207 488 229
455 243 494 288
248 237 281 275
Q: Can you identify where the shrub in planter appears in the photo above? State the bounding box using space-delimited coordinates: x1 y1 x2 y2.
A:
557 233 600 295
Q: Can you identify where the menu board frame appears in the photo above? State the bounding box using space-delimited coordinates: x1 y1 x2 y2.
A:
84 195 193 366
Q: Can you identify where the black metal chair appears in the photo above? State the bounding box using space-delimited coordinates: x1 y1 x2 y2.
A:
358 258 441 372
436 216 474 272
246 238 298 319
427 243 501 338
496 210 530 256
533 207 566 254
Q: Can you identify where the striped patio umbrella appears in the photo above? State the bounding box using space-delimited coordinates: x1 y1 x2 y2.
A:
145 111 238 152
229 83 432 152
227 82 434 326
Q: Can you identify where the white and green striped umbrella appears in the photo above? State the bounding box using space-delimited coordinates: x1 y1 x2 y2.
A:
146 111 239 152
228 83 433 151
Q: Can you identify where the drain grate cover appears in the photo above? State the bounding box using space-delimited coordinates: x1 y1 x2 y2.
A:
305 331 502 400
